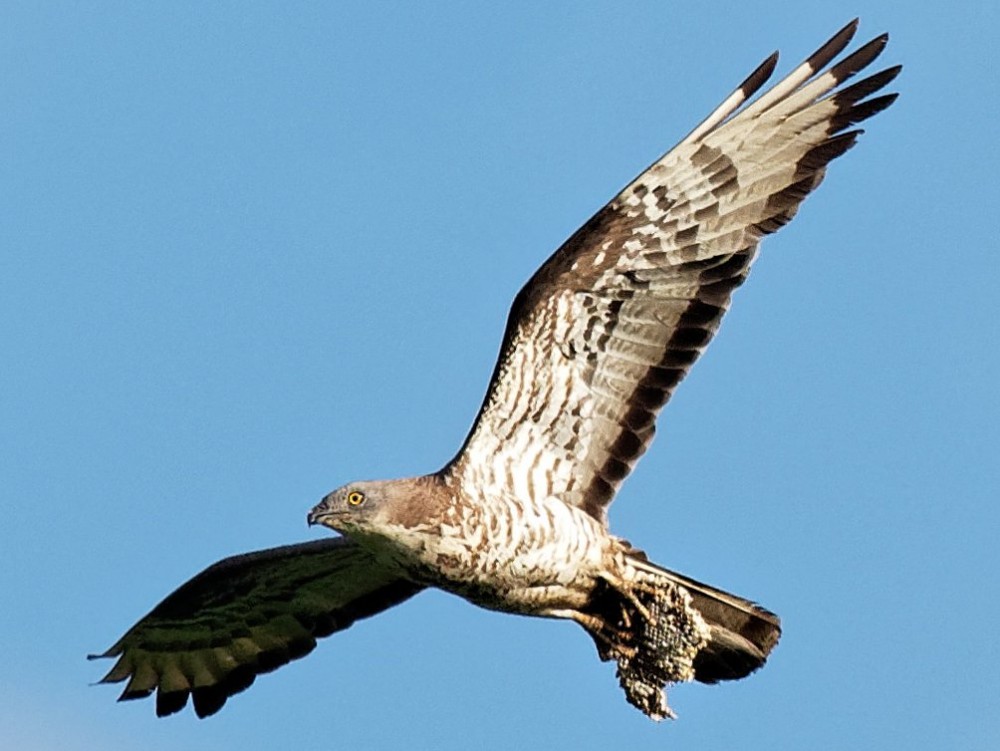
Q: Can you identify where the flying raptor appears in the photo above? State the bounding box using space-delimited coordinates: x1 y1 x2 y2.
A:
92 20 899 721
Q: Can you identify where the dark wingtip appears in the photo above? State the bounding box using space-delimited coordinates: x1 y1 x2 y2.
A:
842 93 900 127
864 32 890 59
825 18 860 53
809 18 861 71
117 687 154 702
742 51 780 96
156 690 190 718
796 130 862 174
831 32 891 84
87 638 124 661
192 687 229 718
835 17 860 42
835 65 903 105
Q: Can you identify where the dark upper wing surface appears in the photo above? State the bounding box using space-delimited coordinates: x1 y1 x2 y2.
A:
91 538 422 717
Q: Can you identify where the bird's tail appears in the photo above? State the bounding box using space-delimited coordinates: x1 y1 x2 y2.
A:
626 554 781 683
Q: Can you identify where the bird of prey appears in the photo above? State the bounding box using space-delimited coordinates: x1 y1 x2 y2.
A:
92 20 899 721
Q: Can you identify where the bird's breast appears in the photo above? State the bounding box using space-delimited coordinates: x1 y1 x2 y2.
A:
384 493 613 613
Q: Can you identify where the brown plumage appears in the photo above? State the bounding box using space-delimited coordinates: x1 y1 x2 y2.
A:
92 20 899 720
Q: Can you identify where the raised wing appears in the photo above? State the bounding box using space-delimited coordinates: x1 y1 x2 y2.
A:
90 538 423 718
445 20 899 523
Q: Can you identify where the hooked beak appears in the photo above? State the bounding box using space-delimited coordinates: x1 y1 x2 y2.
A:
307 495 334 527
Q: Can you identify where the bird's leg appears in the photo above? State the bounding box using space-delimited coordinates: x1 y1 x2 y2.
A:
543 608 637 660
599 574 654 624
543 608 626 640
590 627 638 662
624 587 654 623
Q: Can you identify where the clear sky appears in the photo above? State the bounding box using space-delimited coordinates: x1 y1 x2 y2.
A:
2 2 997 749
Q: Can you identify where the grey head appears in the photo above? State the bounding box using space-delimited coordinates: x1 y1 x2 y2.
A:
308 480 391 536
307 476 438 539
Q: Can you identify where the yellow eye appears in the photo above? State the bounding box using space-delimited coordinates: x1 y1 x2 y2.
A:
346 490 366 507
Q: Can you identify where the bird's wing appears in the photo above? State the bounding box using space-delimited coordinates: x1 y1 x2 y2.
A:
90 538 423 718
444 20 899 524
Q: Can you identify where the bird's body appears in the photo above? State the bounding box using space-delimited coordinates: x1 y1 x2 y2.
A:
92 20 899 722
311 477 612 616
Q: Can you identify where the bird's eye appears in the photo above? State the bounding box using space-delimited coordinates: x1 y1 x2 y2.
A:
346 490 366 507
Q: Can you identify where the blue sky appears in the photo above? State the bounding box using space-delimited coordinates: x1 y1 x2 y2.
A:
2 2 997 749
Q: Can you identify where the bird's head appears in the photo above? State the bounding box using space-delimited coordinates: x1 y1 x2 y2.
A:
307 480 396 537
